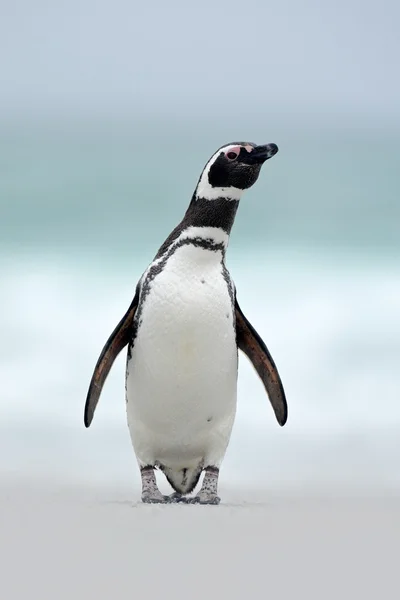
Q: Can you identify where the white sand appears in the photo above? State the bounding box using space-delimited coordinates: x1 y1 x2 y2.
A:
0 479 398 600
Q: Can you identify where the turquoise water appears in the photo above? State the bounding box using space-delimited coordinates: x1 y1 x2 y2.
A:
1 120 399 490
1 120 399 256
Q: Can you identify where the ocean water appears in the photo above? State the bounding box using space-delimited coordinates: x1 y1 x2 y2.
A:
1 121 399 493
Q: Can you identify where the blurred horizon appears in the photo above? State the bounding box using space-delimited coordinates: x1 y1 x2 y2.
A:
1 116 399 259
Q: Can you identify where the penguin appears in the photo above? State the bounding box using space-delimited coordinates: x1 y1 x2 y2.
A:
84 141 287 504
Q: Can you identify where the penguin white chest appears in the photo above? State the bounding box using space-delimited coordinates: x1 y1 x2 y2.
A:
126 243 238 467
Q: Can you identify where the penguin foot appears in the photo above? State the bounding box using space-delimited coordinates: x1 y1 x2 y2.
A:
187 493 220 505
140 466 169 503
141 492 170 504
187 466 220 504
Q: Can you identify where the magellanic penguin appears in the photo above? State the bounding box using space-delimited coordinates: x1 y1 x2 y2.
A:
84 141 287 504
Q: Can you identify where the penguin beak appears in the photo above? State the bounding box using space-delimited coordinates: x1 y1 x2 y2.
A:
251 143 279 163
240 143 279 165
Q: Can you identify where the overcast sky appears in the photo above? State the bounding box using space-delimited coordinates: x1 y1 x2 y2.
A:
1 0 399 122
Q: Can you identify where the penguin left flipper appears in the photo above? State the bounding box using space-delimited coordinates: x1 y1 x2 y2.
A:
235 298 288 426
84 291 139 428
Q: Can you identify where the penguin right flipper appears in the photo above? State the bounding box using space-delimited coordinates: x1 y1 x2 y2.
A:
235 299 288 426
84 291 139 428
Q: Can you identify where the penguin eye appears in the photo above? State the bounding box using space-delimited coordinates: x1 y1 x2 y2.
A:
226 151 238 161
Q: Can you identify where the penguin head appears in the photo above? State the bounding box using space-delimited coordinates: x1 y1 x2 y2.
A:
195 142 278 201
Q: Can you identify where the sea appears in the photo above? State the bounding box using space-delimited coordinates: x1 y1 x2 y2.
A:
1 117 399 494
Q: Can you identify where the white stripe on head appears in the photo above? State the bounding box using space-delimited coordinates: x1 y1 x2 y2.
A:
195 144 253 201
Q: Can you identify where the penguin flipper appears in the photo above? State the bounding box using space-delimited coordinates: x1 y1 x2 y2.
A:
235 299 288 426
84 292 139 428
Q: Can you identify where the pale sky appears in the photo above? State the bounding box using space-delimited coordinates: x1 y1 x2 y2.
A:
1 0 399 122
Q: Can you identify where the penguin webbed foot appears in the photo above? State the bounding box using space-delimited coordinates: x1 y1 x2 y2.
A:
168 491 221 504
141 492 171 504
187 493 220 505
187 466 220 504
141 466 171 504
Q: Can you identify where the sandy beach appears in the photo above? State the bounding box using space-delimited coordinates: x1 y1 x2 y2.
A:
1 478 398 600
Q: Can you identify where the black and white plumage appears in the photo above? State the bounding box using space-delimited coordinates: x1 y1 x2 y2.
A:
84 141 287 504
